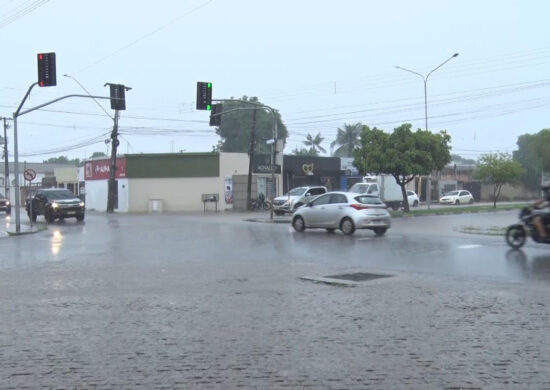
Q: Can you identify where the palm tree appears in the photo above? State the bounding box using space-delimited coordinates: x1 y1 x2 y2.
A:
302 132 326 156
331 122 362 157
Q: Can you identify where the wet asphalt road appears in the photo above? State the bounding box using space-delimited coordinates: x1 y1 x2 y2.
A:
1 209 550 388
1 208 547 283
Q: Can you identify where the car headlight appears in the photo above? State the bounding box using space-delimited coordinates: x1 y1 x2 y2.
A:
51 202 58 208
5 201 9 205
79 201 85 207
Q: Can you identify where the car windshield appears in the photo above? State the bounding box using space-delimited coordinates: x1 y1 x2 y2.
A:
355 195 384 205
445 191 460 196
288 187 307 196
349 184 368 193
45 190 76 199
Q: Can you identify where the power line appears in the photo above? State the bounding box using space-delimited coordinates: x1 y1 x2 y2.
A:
0 0 51 29
76 0 214 74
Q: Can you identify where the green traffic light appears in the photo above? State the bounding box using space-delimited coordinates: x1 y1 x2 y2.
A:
208 83 212 88
207 104 211 110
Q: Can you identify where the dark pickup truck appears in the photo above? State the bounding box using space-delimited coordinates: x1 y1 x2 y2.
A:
26 188 85 223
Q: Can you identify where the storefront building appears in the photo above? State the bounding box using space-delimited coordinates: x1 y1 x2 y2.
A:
84 152 265 212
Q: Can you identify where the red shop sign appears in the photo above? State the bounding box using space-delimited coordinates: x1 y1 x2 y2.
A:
84 158 126 180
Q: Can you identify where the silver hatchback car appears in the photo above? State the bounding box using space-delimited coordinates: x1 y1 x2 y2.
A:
291 191 391 235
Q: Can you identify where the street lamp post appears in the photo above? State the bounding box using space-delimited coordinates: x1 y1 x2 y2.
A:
395 53 459 208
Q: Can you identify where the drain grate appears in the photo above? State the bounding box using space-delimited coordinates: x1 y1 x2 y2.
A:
324 272 391 282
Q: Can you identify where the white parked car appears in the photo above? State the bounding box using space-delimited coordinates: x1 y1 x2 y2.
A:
272 186 327 215
407 190 419 207
439 190 474 205
291 191 391 236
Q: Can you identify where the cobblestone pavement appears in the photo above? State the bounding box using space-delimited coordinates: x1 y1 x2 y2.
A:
1 211 549 389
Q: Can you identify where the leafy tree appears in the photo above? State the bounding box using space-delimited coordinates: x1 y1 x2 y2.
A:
514 129 550 190
302 133 326 156
43 156 80 166
353 123 451 212
473 152 524 208
215 96 288 154
331 122 362 157
89 152 107 159
450 154 476 165
291 147 317 156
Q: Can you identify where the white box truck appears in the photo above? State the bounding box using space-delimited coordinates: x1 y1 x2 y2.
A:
349 175 403 210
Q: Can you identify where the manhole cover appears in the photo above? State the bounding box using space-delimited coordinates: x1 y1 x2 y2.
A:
324 272 391 282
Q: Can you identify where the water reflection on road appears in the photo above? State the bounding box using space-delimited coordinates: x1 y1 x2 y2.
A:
0 210 549 283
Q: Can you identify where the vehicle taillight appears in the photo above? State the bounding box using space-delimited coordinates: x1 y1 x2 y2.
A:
350 204 369 210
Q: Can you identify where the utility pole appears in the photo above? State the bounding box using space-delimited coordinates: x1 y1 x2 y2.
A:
2 118 9 198
104 83 131 213
107 110 119 213
246 108 257 210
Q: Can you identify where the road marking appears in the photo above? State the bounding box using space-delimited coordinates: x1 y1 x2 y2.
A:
458 244 482 249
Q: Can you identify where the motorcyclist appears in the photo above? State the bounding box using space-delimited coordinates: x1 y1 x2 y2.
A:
532 184 550 240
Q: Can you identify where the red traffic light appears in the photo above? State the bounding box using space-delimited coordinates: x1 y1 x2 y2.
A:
37 52 57 87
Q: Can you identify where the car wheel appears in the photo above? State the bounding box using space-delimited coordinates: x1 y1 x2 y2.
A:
274 210 284 216
76 213 85 222
326 228 335 233
469 198 474 204
455 199 460 205
6 207 11 215
340 217 355 235
413 200 418 207
292 216 306 232
374 228 387 236
45 208 55 223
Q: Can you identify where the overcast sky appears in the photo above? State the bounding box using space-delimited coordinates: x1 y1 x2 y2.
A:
2 0 549 162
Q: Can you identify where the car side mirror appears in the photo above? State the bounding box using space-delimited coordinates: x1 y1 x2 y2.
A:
305 193 311 197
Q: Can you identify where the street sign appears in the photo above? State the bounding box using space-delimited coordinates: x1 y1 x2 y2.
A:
24 168 36 181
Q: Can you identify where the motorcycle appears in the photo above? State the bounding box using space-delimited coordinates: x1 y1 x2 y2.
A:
505 206 550 249
248 193 272 211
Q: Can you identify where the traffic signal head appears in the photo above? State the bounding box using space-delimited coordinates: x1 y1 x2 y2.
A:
196 81 212 110
37 52 57 87
209 103 223 126
109 84 126 110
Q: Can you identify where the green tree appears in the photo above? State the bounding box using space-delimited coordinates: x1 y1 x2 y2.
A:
353 123 451 212
89 152 107 159
302 132 326 156
291 146 317 156
514 129 550 190
215 96 288 154
43 156 80 166
473 152 524 208
331 122 362 157
450 154 476 165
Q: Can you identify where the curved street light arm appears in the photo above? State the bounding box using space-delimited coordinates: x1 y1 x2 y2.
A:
426 53 459 81
394 65 426 82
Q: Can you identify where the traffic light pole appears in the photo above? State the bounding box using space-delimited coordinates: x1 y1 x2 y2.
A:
212 99 279 219
2 117 9 199
107 110 119 213
246 108 257 211
11 86 110 233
